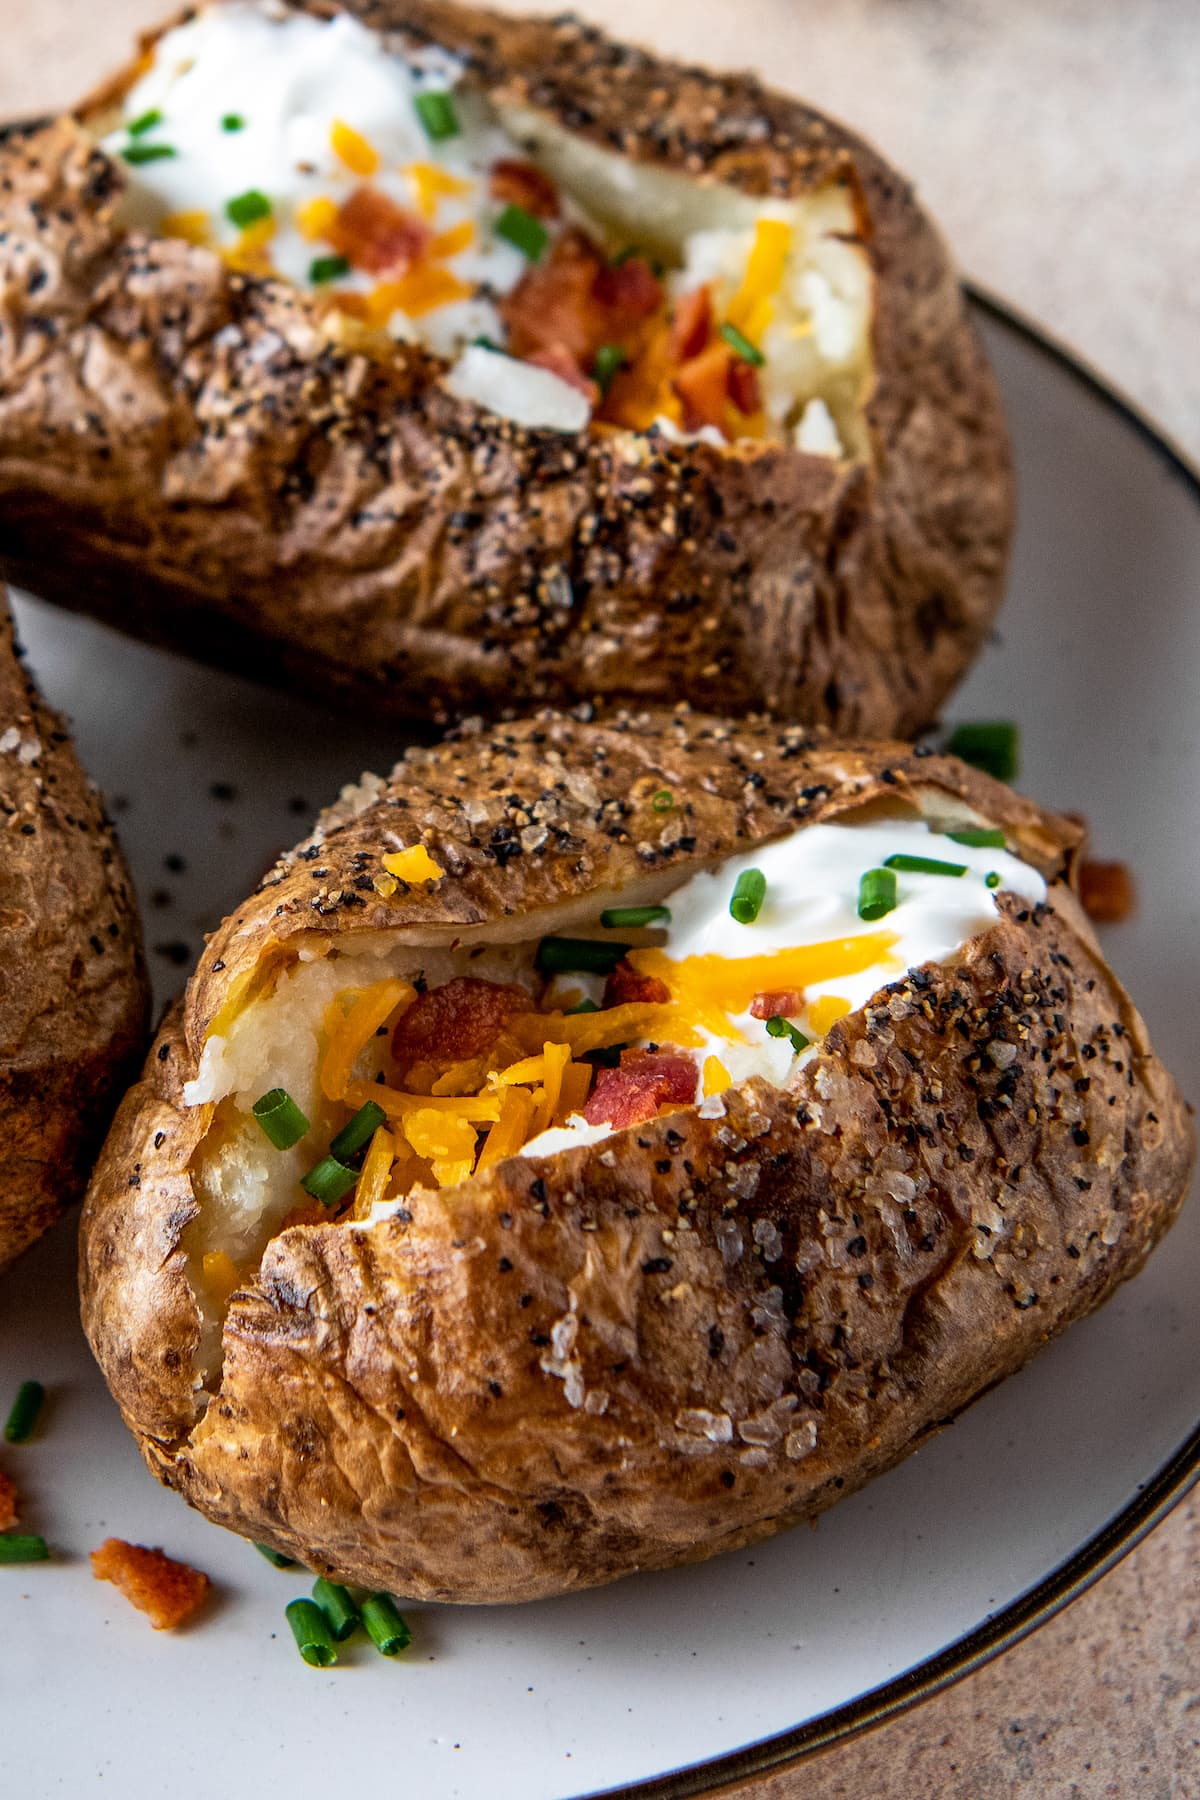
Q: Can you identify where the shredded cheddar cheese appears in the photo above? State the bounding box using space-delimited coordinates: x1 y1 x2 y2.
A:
202 1250 240 1302
161 209 212 246
727 218 793 333
297 195 339 241
703 1055 732 1097
808 994 852 1036
429 220 476 259
381 845 445 884
407 160 472 220
330 119 380 176
320 978 415 1101
353 1126 395 1216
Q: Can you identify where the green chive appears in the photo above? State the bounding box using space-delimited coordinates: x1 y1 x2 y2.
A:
309 254 351 285
599 905 670 930
729 868 766 925
312 1578 362 1641
588 1043 625 1068
329 1100 387 1163
471 334 503 352
4 1381 44 1445
719 321 765 367
495 203 549 262
613 245 664 276
565 997 600 1015
947 827 1007 850
122 142 177 165
594 344 626 395
858 867 897 922
127 108 163 138
535 937 629 976
301 1155 358 1208
285 1598 338 1667
883 853 968 878
765 1016 810 1054
946 721 1019 783
361 1592 411 1655
254 1541 297 1569
252 1088 310 1151
414 90 460 141
226 189 272 229
0 1534 49 1564
222 113 246 132
986 871 1002 889
651 789 674 813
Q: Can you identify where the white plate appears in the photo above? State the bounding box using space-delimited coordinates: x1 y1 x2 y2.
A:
2 296 1198 1799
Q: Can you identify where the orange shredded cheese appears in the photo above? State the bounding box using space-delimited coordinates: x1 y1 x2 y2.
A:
476 1086 536 1171
223 216 276 275
702 1055 732 1097
201 1251 240 1303
627 934 898 1041
429 220 476 259
727 218 793 332
555 1060 592 1124
528 1040 571 1138
346 1080 503 1125
330 119 380 176
365 265 473 322
320 978 415 1101
381 845 444 884
353 1126 395 1216
297 194 339 241
161 209 211 246
406 161 472 219
808 994 852 1036
402 1107 479 1186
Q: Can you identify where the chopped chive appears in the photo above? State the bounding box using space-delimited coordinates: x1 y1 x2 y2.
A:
471 334 504 353
309 253 351 285
252 1088 310 1151
301 1155 358 1208
226 189 272 229
599 905 670 930
254 1541 297 1569
312 1578 362 1641
4 1381 45 1444
765 1015 811 1054
329 1100 387 1163
946 721 1019 783
495 203 549 262
719 321 765 367
127 108 163 138
651 789 674 813
0 1534 49 1564
222 113 246 132
986 871 1002 889
858 867 897 922
535 936 629 976
285 1598 338 1667
883 853 968 878
414 90 460 141
361 1592 411 1655
565 997 600 1015
729 868 766 925
121 142 177 165
594 343 626 395
612 244 664 276
947 827 1007 850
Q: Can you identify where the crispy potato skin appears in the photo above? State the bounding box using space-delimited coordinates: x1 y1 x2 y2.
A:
80 712 1192 1602
0 1 1010 733
0 593 149 1270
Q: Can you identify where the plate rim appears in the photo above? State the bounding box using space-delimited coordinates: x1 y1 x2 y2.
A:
574 285 1200 1800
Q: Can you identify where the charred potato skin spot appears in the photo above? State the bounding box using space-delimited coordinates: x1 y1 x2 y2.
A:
78 712 1193 1602
0 593 149 1270
0 1 1010 735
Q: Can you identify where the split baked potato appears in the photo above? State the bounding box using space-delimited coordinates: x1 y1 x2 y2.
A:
0 0 1011 734
0 593 148 1271
80 709 1192 1603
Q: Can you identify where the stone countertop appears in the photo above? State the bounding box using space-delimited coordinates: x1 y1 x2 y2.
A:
3 2 1199 1794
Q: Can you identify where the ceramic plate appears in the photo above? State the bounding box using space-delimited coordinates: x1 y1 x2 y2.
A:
2 296 1198 1799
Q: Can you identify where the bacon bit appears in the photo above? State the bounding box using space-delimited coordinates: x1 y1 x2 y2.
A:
1078 859 1136 924
603 958 671 1008
670 284 713 363
392 977 532 1065
90 1539 211 1631
329 186 431 277
750 989 804 1021
502 228 664 379
0 1469 17 1531
727 355 763 417
528 345 598 402
593 254 663 328
673 340 734 434
489 158 561 220
584 1048 698 1128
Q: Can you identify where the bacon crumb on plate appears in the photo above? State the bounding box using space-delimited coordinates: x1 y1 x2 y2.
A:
0 1468 17 1530
90 1538 211 1630
1078 859 1136 924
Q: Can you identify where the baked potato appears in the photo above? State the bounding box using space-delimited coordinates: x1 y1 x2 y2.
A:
0 0 1011 734
0 591 149 1271
79 708 1192 1603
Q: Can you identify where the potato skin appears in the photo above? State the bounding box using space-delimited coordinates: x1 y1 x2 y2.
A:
0 1 1010 734
79 711 1192 1602
0 593 149 1270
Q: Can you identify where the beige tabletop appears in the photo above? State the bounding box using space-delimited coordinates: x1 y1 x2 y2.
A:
4 2 1200 1792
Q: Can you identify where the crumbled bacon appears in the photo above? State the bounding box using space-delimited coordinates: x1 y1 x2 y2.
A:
90 1538 210 1631
0 1468 17 1531
669 284 713 363
727 355 762 417
603 958 671 1008
592 254 663 330
489 158 561 220
673 340 734 433
584 1048 698 1128
501 228 664 382
1078 859 1136 924
750 990 804 1021
329 186 431 276
392 977 531 1065
528 344 598 402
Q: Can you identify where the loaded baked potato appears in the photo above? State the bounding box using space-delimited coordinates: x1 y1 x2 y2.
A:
0 0 1010 733
80 709 1191 1603
0 592 148 1270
